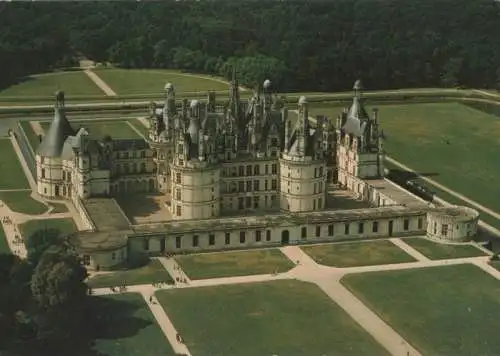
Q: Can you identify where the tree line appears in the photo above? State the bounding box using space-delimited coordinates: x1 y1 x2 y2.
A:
1 0 500 92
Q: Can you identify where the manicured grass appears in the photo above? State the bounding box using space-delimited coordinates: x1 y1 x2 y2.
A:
342 264 500 356
175 249 295 279
88 259 173 288
91 293 175 356
0 224 10 254
39 120 142 140
310 102 500 221
0 71 104 97
403 237 487 260
127 119 148 138
19 218 77 242
156 280 388 356
48 202 69 213
93 68 230 95
0 191 48 215
19 121 41 153
0 139 29 190
301 240 416 267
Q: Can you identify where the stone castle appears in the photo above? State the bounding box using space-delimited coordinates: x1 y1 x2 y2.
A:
32 76 479 270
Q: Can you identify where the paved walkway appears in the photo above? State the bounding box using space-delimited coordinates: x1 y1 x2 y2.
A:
91 238 500 356
389 238 429 261
84 69 117 97
29 121 44 136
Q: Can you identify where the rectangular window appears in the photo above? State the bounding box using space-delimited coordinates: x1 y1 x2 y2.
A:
358 222 364 234
344 223 350 235
271 164 277 174
245 196 251 208
209 234 215 245
271 179 277 190
254 165 260 175
255 230 262 242
328 224 334 236
176 189 181 200
143 238 150 251
225 232 231 245
238 197 244 209
192 235 199 247
301 227 307 238
253 196 260 209
418 218 423 229
265 164 269 174
319 166 324 176
266 230 271 241
254 180 260 191
176 236 182 249
372 221 379 233
403 219 410 231
41 168 46 179
265 180 269 190
175 172 181 183
238 166 244 176
315 226 321 237
441 224 448 236
238 181 245 192
240 231 246 243
176 205 182 216
246 165 252 176
246 180 252 192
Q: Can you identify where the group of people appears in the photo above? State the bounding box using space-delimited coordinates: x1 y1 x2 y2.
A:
109 285 127 293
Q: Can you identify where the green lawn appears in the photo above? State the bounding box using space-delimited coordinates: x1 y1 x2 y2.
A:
403 237 487 260
91 293 175 356
0 224 10 254
156 280 388 356
19 121 41 153
0 139 29 190
175 249 295 279
48 202 69 214
127 118 148 138
342 264 500 356
39 120 142 140
93 68 230 95
88 259 173 288
301 240 416 267
0 71 104 97
310 102 500 220
19 218 77 242
0 191 48 215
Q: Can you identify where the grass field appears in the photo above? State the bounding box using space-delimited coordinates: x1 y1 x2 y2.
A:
88 259 173 288
0 191 47 215
0 224 10 254
156 280 388 356
19 218 77 242
91 293 175 356
402 237 487 260
93 68 231 95
342 264 500 355
0 71 104 98
0 139 29 190
48 202 69 213
301 240 416 267
19 121 41 153
310 101 500 219
39 119 142 140
175 249 294 279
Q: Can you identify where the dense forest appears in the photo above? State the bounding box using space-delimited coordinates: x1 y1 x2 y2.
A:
1 0 500 92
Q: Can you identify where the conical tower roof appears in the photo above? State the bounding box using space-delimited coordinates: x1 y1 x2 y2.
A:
37 91 75 157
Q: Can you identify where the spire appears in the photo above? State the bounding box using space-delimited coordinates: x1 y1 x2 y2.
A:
37 91 75 157
228 66 240 121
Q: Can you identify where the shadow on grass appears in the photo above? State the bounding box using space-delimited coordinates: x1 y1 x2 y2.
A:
115 194 163 220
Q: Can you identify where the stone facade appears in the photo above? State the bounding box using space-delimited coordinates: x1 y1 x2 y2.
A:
33 80 481 270
35 92 156 200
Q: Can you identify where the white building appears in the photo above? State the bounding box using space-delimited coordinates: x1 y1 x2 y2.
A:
33 80 480 271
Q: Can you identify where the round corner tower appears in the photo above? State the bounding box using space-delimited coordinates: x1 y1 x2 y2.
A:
279 96 327 212
170 99 221 220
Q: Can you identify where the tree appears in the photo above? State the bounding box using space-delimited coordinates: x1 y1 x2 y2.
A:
25 228 64 267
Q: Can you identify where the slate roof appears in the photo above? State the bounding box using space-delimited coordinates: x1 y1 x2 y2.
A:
37 107 75 157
